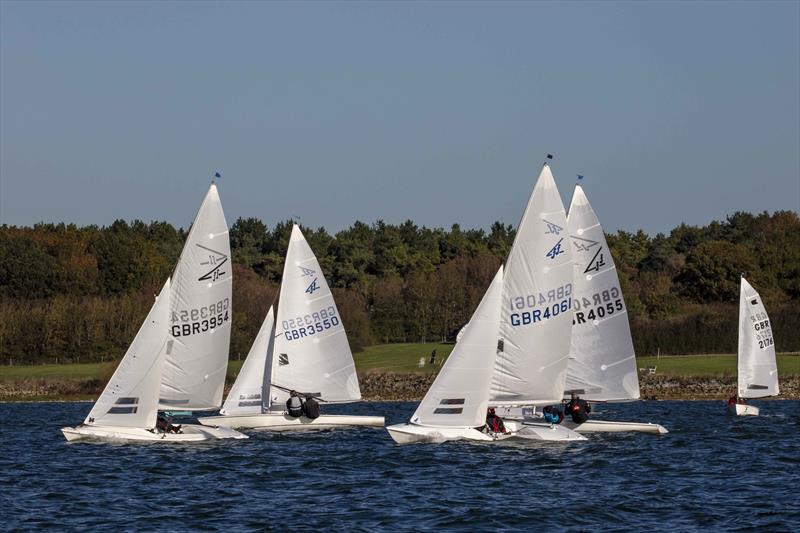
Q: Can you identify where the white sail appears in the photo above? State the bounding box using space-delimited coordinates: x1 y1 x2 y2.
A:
220 307 275 416
160 182 232 410
86 279 171 428
738 278 779 398
267 225 361 409
491 164 574 406
564 185 640 401
411 266 503 427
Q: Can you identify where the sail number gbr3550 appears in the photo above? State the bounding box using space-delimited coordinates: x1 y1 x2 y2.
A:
282 306 341 341
171 297 230 337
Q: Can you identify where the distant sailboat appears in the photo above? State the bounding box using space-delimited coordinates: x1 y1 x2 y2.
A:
729 277 779 416
388 164 586 443
200 225 383 430
559 184 667 434
62 181 247 442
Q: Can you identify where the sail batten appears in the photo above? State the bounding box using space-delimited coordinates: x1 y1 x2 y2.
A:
738 278 779 399
564 184 640 402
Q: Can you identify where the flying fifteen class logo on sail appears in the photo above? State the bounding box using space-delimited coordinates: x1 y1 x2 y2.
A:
197 244 229 282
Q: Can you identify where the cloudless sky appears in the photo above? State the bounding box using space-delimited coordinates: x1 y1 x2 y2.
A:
1 1 798 235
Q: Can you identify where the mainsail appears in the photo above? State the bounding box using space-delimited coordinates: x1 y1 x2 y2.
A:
86 279 171 428
491 164 574 406
159 182 233 410
564 185 640 401
411 267 503 428
267 225 361 409
738 277 779 398
220 307 275 416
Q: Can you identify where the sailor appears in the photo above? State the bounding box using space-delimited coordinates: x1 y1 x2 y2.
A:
485 407 508 434
542 405 564 424
286 390 305 418
156 415 182 433
302 394 320 420
727 394 746 407
564 394 591 424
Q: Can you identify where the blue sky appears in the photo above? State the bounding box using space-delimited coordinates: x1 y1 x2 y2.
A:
1 1 798 235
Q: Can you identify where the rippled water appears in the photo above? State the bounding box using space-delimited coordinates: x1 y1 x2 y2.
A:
1 400 798 531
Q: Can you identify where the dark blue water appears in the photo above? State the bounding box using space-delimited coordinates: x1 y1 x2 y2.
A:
1 400 798 531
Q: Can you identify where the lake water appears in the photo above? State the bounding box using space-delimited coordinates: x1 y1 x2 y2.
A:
1 400 798 531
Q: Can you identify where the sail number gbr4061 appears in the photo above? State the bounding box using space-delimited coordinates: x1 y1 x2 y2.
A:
508 283 572 327
171 297 230 337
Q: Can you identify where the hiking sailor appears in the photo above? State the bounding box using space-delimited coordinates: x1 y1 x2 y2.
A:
542 405 564 424
485 407 508 434
286 390 305 418
564 393 591 424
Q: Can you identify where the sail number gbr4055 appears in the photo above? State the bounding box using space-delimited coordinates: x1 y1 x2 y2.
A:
171 297 231 337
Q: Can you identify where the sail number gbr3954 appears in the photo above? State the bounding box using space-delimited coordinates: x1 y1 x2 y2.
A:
171 297 231 337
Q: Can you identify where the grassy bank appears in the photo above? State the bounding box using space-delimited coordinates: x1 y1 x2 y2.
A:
1 345 798 402
1 345 799 382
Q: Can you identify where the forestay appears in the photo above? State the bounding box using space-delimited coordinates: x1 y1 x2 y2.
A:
411 267 503 427
220 307 275 416
159 183 233 410
86 279 171 428
491 164 574 406
564 185 640 401
267 225 361 409
738 277 779 399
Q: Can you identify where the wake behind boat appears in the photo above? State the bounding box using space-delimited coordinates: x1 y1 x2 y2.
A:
199 225 383 431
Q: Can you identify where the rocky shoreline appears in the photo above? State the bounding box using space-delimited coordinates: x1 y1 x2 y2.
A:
357 372 800 401
1 373 798 402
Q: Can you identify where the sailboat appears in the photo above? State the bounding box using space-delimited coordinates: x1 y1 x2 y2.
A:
729 277 779 416
62 182 247 442
388 164 586 443
557 184 667 434
199 225 383 430
387 267 510 443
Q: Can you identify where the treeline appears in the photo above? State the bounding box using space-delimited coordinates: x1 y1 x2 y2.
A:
1 211 798 364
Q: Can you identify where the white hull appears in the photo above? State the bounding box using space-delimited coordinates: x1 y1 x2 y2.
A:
197 413 385 431
386 420 586 444
61 423 248 442
563 419 669 435
728 403 759 416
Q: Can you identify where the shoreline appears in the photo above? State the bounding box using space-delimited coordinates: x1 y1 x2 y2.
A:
2 373 797 403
